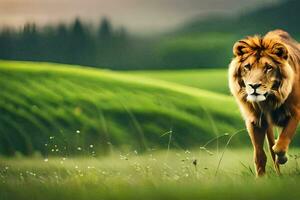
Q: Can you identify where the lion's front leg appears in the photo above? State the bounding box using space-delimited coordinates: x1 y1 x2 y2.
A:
246 121 267 177
273 116 299 164
266 126 280 175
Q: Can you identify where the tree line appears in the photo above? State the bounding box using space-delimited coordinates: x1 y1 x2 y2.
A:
0 17 238 70
0 18 160 70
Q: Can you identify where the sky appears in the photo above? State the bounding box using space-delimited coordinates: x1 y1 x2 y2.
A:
0 0 279 33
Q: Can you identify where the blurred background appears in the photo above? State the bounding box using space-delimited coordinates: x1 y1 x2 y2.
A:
0 0 291 69
1 0 299 156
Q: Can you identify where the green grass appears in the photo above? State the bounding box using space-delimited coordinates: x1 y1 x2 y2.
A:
0 60 243 156
1 149 300 200
127 69 229 94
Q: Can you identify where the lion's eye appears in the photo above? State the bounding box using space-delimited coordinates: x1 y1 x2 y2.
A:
265 64 273 72
244 64 251 71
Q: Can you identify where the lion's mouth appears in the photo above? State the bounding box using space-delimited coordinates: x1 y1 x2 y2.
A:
247 92 268 102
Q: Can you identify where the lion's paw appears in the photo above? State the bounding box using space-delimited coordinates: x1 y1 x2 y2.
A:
272 143 288 165
276 154 288 165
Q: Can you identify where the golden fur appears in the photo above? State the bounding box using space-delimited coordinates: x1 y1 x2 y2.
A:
229 30 300 176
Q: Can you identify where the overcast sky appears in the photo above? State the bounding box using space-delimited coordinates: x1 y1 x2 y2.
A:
0 0 279 33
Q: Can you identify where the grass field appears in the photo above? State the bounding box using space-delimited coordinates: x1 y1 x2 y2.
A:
0 60 245 156
1 149 300 200
3 60 300 200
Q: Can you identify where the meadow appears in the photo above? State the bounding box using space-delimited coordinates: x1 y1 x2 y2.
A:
2 149 300 200
2 60 300 200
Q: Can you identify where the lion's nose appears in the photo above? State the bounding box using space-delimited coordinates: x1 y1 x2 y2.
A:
248 83 261 90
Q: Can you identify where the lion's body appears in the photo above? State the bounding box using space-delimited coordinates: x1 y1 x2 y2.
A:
229 30 300 176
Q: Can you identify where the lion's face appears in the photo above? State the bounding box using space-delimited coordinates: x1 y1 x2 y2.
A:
240 56 280 102
229 35 294 105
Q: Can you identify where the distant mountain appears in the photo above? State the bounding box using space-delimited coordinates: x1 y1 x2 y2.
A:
176 0 300 37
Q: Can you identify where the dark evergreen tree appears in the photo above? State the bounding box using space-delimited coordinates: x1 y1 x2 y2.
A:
98 17 112 40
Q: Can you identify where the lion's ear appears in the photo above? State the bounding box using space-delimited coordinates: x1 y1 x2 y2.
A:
233 40 249 57
271 43 288 60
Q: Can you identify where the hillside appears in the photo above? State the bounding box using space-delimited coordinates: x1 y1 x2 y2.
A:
127 69 229 94
0 61 244 156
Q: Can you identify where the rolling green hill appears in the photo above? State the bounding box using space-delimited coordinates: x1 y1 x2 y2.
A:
0 60 245 156
128 69 229 94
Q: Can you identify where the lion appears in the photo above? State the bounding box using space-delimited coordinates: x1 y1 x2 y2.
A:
229 29 300 177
